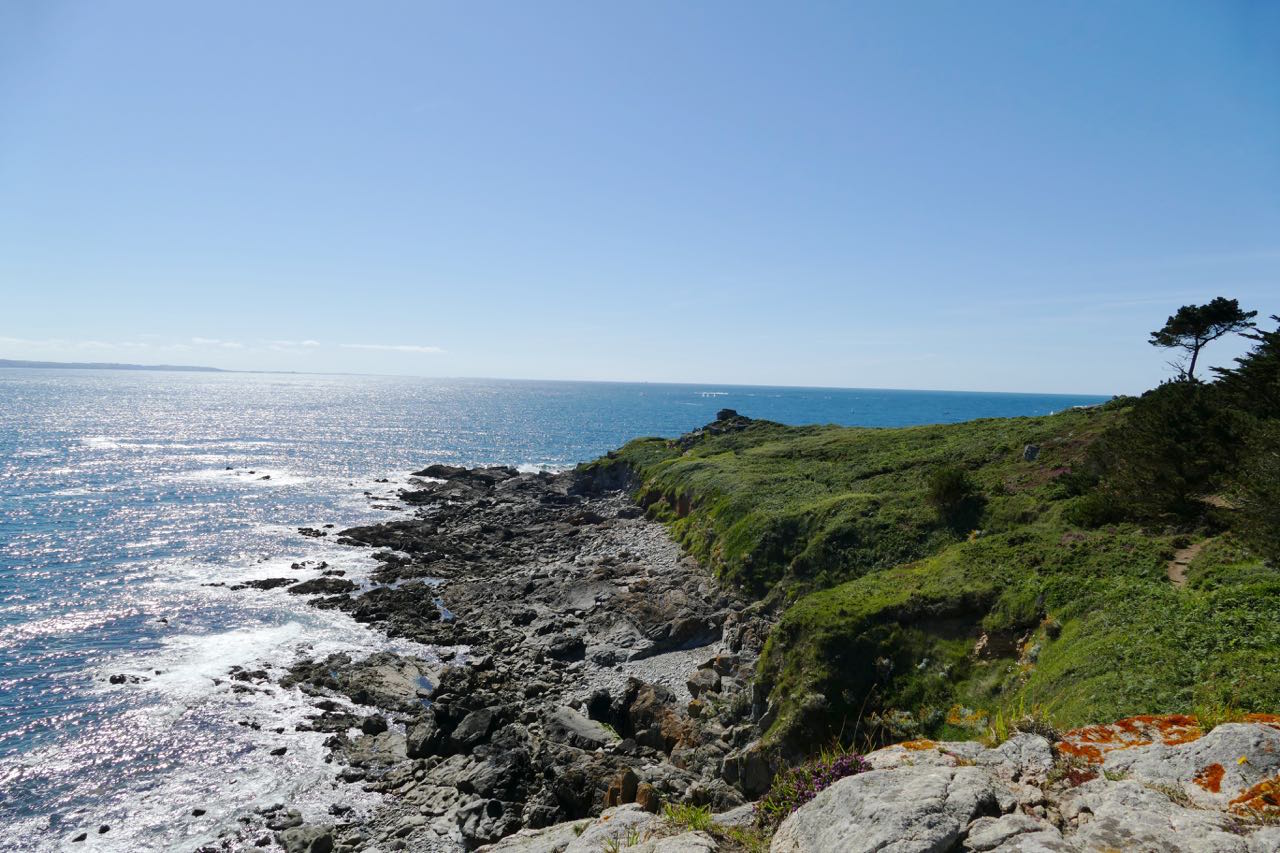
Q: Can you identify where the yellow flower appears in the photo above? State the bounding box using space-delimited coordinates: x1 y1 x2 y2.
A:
1238 755 1249 765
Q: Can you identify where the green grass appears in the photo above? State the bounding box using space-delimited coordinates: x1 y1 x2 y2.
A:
663 803 713 832
591 407 1119 595
581 403 1280 755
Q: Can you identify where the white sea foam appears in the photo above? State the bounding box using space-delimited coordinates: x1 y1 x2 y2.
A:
13 447 57 458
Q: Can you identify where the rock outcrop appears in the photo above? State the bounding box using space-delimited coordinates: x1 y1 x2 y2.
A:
771 716 1280 852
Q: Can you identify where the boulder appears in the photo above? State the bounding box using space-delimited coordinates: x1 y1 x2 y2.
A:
458 796 520 847
413 463 469 479
686 668 721 699
288 577 358 596
975 734 1055 785
605 768 640 807
1061 779 1253 852
450 707 499 752
266 808 304 831
652 832 718 852
564 804 662 853
1099 722 1280 809
770 765 1002 853
961 814 1069 851
635 782 661 813
547 706 618 750
360 713 388 735
478 820 584 852
407 713 447 758
277 825 333 853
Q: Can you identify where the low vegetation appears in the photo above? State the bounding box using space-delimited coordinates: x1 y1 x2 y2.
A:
753 749 870 830
580 303 1279 761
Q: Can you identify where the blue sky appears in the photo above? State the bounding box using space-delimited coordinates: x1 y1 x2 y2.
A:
1 1 1276 394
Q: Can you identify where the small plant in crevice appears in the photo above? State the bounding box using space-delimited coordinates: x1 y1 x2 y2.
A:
754 748 871 830
986 697 1059 746
1046 754 1097 788
663 802 713 833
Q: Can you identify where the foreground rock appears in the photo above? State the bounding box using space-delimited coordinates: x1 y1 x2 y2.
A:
771 716 1280 852
480 804 724 852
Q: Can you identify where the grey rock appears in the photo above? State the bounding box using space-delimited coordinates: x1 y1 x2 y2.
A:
277 825 334 853
686 668 722 699
450 707 499 751
710 804 755 828
1063 779 1251 853
346 730 407 767
770 764 1001 852
1101 722 1280 808
963 814 1069 852
1247 828 1280 853
976 734 1055 785
546 705 617 750
266 808 305 831
564 805 662 853
406 713 445 758
650 831 718 852
477 819 584 852
864 739 983 772
730 740 776 798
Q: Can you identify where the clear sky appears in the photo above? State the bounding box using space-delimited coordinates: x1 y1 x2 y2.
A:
1 1 1276 394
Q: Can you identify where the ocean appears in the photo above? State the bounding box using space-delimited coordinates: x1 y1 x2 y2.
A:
0 369 1109 850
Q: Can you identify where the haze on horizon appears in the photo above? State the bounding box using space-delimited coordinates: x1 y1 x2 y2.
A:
1 1 1276 396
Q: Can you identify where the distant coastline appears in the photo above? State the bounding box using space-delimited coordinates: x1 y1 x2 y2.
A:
0 358 226 372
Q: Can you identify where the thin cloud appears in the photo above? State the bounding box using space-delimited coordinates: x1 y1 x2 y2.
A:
266 339 321 348
1144 248 1280 268
1 336 152 350
341 343 445 353
191 337 244 349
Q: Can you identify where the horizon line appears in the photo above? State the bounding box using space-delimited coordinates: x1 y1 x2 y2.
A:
0 357 1117 399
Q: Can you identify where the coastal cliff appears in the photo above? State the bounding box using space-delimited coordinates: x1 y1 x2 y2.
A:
205 389 1277 851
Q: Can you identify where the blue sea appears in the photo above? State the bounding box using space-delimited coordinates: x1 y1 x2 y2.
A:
0 370 1109 850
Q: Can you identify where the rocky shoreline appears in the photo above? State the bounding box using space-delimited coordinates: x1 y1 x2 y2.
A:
194 455 1280 853
203 461 776 852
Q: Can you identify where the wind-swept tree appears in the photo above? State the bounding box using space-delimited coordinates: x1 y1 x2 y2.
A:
1149 297 1257 380
1214 315 1280 419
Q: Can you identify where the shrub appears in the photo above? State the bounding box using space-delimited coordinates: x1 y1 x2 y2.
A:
1062 492 1123 529
1049 468 1099 500
927 465 983 527
1214 315 1280 419
1237 422 1280 564
1089 380 1248 522
754 749 871 829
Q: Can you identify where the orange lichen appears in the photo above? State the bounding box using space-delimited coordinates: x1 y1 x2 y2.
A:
900 739 937 751
1242 713 1280 731
1193 763 1225 793
946 705 988 729
1230 774 1280 813
1057 715 1202 764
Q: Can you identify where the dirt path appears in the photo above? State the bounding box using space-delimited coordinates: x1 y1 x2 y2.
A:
1167 540 1208 587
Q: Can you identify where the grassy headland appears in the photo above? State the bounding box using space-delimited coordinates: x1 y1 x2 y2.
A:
580 325 1280 759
